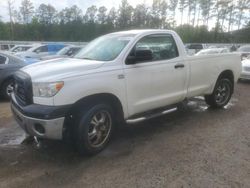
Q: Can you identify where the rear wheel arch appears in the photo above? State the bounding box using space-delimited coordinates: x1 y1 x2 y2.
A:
205 70 234 108
217 70 234 91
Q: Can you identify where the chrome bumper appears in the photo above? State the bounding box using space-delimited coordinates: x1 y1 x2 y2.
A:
11 94 65 140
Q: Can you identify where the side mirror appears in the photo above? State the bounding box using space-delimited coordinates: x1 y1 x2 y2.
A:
126 49 153 64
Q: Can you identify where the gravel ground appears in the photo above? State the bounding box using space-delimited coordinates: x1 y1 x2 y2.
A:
0 81 250 188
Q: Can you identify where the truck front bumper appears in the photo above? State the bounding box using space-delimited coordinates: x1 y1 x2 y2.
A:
11 93 70 140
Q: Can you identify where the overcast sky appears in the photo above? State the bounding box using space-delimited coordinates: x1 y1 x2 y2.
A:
0 0 153 21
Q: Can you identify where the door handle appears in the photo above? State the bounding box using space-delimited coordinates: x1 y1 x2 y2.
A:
174 63 185 69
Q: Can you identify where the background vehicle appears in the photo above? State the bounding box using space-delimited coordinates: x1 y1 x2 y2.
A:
195 48 230 56
11 30 241 155
240 55 250 80
9 45 33 54
0 51 27 99
237 45 250 60
186 43 206 55
16 44 65 60
40 45 84 60
0 44 15 51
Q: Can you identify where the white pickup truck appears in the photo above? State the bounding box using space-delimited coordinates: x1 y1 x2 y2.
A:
11 30 241 155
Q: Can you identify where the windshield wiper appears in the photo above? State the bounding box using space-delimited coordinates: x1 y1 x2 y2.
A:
82 57 95 60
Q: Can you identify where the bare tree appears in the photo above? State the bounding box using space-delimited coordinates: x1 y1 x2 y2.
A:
7 0 14 39
97 6 107 24
107 7 117 27
226 0 235 32
236 0 250 29
179 0 188 25
187 0 197 24
199 0 215 26
36 4 57 25
19 0 34 24
169 0 178 27
132 3 149 28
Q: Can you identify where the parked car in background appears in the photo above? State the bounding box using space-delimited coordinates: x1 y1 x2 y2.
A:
9 45 33 54
186 43 206 55
0 51 27 99
40 45 84 60
237 45 250 60
240 55 250 80
16 44 65 60
195 48 230 56
0 44 15 51
11 30 241 155
207 45 217 49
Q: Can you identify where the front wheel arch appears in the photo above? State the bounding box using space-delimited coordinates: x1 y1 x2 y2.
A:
205 78 233 108
63 93 125 140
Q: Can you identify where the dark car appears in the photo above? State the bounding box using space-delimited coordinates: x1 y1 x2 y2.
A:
0 51 27 99
40 45 84 60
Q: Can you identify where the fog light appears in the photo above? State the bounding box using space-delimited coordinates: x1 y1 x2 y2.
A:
34 123 45 134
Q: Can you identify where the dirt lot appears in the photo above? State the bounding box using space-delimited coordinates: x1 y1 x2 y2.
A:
0 82 250 188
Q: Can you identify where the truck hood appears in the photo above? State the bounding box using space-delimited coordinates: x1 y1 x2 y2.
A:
21 58 104 82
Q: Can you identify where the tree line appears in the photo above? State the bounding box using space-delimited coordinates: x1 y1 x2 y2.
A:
0 0 250 43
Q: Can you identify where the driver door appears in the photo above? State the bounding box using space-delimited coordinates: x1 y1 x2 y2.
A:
124 34 188 116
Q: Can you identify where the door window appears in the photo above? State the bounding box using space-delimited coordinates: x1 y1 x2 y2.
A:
34 46 48 53
129 34 179 63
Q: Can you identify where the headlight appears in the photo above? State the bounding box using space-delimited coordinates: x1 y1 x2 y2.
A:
33 82 64 97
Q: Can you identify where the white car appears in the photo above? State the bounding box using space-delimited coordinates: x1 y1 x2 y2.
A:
15 44 65 59
240 56 250 80
195 48 230 56
237 45 250 59
9 45 33 54
186 43 206 55
40 46 84 60
11 30 241 155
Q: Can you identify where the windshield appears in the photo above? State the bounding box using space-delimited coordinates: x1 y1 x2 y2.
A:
11 46 32 52
27 45 41 52
74 34 135 61
57 46 71 55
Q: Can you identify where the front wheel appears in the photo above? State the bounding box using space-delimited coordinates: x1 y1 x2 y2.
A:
205 78 233 108
74 103 114 155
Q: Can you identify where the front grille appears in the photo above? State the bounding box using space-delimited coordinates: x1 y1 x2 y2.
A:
14 71 33 106
244 67 250 72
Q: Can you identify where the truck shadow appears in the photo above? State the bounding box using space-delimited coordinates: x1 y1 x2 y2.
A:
238 79 250 84
10 96 237 161
0 95 243 188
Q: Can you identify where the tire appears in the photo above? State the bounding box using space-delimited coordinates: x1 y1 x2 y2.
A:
74 103 114 155
0 79 14 100
205 78 233 108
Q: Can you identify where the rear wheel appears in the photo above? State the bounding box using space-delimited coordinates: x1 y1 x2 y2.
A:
205 78 233 108
0 79 14 100
74 103 114 155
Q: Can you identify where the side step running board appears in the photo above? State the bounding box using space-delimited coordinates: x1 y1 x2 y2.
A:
126 107 177 124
